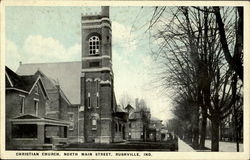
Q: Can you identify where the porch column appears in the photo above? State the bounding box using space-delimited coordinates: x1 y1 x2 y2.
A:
37 123 45 144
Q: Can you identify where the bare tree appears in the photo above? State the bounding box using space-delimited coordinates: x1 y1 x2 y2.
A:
213 7 243 82
147 6 242 151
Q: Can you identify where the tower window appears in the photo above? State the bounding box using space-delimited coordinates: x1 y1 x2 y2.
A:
96 92 99 108
92 118 97 130
92 119 97 126
88 92 91 109
89 36 100 55
89 61 100 68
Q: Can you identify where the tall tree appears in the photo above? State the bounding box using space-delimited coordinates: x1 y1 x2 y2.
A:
213 7 243 82
147 6 242 151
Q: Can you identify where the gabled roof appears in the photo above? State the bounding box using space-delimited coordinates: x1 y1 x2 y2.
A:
14 114 40 119
16 61 81 104
6 66 48 99
34 70 71 105
116 105 126 113
6 66 28 90
125 104 135 111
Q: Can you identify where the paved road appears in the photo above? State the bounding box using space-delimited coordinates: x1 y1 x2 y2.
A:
205 140 243 152
178 138 196 152
58 141 178 151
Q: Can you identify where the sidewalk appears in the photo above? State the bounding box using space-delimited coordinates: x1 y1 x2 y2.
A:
178 138 196 152
205 140 243 152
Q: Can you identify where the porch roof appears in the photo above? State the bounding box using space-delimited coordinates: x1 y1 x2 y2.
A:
10 114 70 126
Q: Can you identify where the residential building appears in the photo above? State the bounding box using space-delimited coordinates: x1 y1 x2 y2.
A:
5 67 69 150
16 61 84 143
148 117 163 141
126 99 151 141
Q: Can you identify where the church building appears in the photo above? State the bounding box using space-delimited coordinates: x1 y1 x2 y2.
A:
13 6 127 145
81 6 127 143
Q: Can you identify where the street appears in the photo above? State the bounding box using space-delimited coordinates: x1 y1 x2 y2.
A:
58 141 178 151
178 138 196 152
205 140 243 152
59 138 199 152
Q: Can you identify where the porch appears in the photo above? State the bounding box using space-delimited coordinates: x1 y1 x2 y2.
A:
10 114 69 150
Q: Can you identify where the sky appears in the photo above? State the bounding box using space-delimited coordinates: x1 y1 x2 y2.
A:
5 6 174 122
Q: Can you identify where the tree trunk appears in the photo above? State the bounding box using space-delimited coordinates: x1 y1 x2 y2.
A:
199 108 207 149
211 114 220 151
192 107 200 149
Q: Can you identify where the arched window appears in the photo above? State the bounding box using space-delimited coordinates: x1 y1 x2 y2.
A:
89 36 100 55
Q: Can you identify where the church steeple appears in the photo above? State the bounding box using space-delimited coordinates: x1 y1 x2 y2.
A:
81 6 113 144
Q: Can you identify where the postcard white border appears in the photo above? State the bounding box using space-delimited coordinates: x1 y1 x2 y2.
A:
0 0 249 159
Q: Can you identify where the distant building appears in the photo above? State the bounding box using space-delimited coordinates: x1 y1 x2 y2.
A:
5 67 69 150
148 117 163 141
126 99 151 141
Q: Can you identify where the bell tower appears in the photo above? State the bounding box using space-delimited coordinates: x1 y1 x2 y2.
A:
81 6 114 143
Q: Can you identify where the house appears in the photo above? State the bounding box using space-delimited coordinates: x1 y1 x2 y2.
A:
5 67 69 150
16 62 84 143
148 117 163 141
126 99 151 141
113 105 129 141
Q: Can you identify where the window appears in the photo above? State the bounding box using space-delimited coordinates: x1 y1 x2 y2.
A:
89 36 100 55
34 99 39 115
89 61 100 68
35 85 39 95
119 123 122 132
141 132 144 139
96 80 99 92
129 123 131 128
69 113 74 121
12 124 37 138
92 119 97 126
96 80 100 108
115 123 118 132
19 95 25 114
34 100 38 115
92 119 97 130
88 92 91 109
68 113 74 130
96 92 99 108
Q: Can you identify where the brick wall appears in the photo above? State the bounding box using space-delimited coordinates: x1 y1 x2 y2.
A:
5 81 47 149
68 106 84 143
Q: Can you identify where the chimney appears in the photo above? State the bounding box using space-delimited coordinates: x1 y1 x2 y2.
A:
135 98 139 111
19 61 22 66
101 6 109 18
